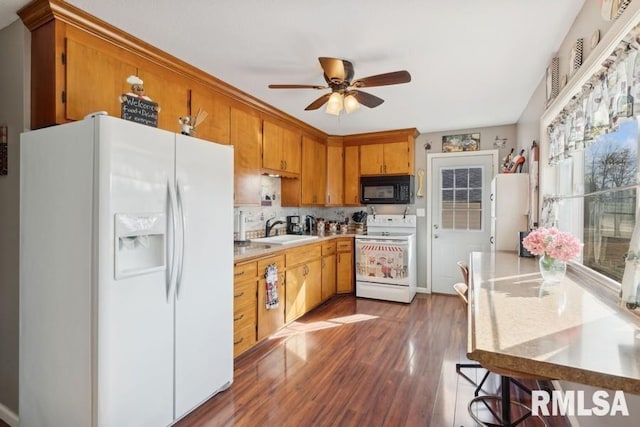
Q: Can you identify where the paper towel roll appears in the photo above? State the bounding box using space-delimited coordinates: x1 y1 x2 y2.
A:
238 210 246 241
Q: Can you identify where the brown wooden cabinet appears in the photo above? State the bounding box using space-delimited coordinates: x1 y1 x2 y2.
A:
256 255 286 341
233 262 258 357
280 135 327 207
190 84 231 144
230 106 262 206
301 136 326 205
325 140 343 206
343 145 361 206
262 120 301 176
360 141 412 175
321 241 337 301
285 243 322 322
336 238 354 294
65 29 137 123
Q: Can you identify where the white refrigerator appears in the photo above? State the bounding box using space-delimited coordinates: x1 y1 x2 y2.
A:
19 115 234 426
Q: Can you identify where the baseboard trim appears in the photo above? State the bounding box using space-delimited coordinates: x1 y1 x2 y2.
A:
0 403 18 427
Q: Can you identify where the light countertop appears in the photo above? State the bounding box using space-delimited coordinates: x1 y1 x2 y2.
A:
234 233 358 263
468 251 640 394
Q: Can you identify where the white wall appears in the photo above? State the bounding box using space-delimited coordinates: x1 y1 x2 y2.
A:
0 19 29 425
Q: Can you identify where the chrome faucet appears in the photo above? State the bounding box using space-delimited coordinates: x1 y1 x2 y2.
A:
265 217 285 237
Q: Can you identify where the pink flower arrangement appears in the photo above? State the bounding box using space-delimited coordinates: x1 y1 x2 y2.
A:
522 227 582 262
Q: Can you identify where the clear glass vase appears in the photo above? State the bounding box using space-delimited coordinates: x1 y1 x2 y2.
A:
539 255 567 284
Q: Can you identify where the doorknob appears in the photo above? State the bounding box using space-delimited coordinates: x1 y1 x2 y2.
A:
434 234 439 239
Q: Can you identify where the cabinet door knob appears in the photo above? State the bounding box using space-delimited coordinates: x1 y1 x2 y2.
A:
433 234 439 239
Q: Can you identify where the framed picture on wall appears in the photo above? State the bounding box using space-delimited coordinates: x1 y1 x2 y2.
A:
442 133 480 152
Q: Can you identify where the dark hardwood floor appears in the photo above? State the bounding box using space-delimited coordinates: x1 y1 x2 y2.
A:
177 293 570 427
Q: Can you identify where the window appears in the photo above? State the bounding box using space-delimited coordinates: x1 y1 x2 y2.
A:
582 120 638 282
440 167 483 230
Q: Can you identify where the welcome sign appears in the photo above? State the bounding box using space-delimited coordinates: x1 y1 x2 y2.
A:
120 95 159 128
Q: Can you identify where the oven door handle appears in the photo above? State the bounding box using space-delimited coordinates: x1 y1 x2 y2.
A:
357 239 409 245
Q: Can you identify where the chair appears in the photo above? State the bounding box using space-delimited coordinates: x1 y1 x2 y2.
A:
454 261 490 390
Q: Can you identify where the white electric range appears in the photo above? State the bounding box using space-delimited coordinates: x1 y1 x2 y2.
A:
355 214 417 303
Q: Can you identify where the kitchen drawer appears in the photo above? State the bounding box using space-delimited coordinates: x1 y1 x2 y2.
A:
322 241 336 256
337 239 353 252
257 254 285 276
234 279 257 310
286 243 321 266
233 325 257 357
234 261 257 281
234 301 256 331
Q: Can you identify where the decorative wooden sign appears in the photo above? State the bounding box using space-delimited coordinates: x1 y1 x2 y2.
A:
120 95 159 128
119 75 159 127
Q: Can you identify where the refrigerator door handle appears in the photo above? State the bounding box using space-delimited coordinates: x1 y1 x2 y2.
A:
167 180 179 302
175 180 186 299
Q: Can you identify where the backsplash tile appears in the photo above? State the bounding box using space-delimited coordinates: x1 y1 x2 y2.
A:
234 176 367 239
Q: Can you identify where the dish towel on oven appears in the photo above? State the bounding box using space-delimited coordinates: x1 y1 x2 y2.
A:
264 263 279 310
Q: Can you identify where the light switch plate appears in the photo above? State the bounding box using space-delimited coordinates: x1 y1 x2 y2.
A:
416 208 425 217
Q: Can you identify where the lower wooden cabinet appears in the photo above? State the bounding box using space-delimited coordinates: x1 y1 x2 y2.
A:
321 241 337 301
233 261 258 357
285 258 321 323
257 255 285 341
337 238 354 294
234 238 353 356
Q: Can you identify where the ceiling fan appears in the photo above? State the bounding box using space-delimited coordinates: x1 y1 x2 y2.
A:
268 57 411 115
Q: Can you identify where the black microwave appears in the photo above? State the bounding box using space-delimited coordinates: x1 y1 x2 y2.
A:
360 175 415 204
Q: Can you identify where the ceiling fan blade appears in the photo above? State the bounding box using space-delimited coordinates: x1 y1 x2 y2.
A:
352 70 411 88
352 90 384 108
319 57 354 82
268 84 327 89
304 93 332 110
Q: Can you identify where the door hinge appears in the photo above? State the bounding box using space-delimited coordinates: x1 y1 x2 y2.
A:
61 90 66 103
61 53 66 65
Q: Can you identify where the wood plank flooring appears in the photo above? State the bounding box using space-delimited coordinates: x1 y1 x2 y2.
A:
177 293 569 427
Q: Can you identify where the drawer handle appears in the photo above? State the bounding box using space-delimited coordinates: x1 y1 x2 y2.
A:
234 292 245 298
234 314 245 321
234 337 244 345
234 271 245 277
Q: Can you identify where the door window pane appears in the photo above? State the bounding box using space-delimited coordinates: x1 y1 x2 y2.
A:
441 167 483 230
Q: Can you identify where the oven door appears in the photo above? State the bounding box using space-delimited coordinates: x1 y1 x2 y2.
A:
355 238 410 286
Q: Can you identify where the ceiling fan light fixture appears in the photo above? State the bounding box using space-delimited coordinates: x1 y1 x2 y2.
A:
343 94 360 113
326 92 343 115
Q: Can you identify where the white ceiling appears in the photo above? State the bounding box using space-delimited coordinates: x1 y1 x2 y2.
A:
2 0 585 135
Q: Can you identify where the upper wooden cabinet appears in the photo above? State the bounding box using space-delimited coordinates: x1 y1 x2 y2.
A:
190 84 231 144
360 141 412 175
325 139 343 206
301 136 327 206
347 128 418 176
262 120 301 176
230 106 262 206
343 145 361 206
65 29 137 122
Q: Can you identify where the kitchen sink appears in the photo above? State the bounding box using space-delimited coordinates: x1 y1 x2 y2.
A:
250 234 319 245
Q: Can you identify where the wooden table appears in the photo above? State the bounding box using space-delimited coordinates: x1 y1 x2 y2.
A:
467 251 640 395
